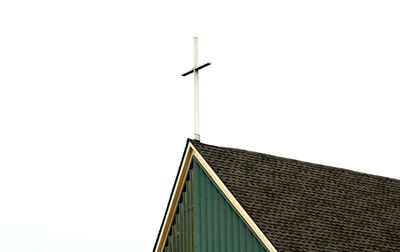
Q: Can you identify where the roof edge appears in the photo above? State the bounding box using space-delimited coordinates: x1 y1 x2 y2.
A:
152 139 191 252
190 140 400 182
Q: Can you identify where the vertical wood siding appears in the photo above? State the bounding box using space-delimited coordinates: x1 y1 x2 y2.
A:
163 168 194 252
162 157 268 252
192 157 268 252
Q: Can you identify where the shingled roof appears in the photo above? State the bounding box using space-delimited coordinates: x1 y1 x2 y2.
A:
190 140 400 251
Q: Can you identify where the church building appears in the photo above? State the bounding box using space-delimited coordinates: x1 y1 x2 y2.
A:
153 139 400 251
154 38 400 251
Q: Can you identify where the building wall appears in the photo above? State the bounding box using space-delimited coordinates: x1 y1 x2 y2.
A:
163 157 268 252
163 167 194 252
193 157 268 252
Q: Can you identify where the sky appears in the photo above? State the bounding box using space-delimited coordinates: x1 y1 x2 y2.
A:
1 0 400 251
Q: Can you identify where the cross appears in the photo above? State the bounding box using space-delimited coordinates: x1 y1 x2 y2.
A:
181 37 211 142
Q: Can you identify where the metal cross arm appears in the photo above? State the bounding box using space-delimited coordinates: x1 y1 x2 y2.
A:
181 62 212 76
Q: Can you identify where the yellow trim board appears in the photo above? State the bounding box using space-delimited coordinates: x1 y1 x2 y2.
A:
154 143 194 252
154 142 278 252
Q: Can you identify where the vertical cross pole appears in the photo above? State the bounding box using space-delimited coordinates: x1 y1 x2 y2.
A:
193 37 200 141
181 37 211 142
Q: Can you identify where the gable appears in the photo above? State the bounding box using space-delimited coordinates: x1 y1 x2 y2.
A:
153 141 277 252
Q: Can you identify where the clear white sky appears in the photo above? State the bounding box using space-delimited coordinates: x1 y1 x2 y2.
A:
1 0 399 251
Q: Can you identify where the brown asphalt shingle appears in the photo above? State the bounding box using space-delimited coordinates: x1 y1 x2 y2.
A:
190 140 400 252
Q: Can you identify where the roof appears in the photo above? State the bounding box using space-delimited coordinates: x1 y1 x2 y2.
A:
190 139 400 251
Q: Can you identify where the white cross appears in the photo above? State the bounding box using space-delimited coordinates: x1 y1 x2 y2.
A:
181 37 211 142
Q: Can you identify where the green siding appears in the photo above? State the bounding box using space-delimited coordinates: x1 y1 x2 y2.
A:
192 157 268 252
163 169 194 252
163 157 268 252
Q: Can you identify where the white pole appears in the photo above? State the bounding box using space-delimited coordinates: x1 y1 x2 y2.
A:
193 37 200 141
